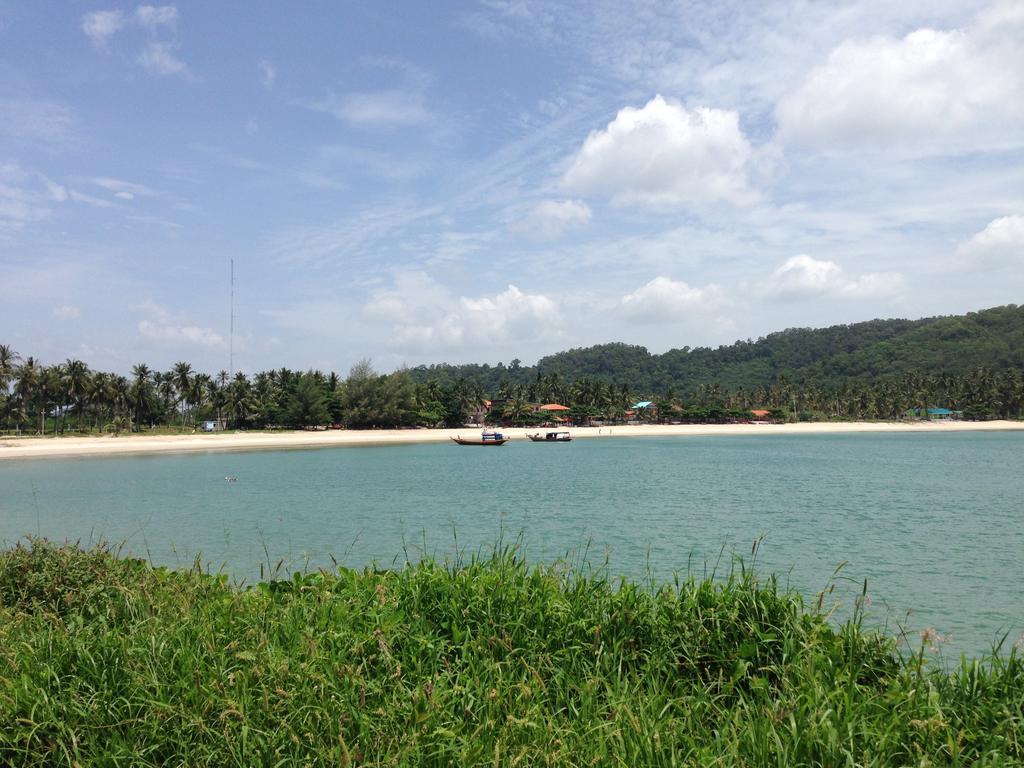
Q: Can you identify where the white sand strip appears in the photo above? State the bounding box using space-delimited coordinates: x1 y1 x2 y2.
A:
1 420 1022 461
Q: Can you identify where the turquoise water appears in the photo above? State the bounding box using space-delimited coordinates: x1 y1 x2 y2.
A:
1 432 1022 658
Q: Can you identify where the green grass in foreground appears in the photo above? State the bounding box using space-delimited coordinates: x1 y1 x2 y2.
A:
1 541 1021 766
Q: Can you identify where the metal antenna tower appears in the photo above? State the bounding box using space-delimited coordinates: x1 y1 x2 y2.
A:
229 258 235 379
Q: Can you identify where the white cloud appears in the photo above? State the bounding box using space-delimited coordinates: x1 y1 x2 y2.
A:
0 165 138 235
562 94 755 208
363 274 559 352
138 320 222 347
136 300 223 348
956 215 1024 263
359 54 432 88
514 199 592 239
82 10 126 48
53 305 81 320
90 177 159 200
83 5 190 77
620 276 721 323
775 6 1024 153
0 164 59 234
45 181 68 202
308 90 431 127
270 203 443 267
765 255 903 300
68 189 118 209
258 59 276 88
0 98 75 147
135 5 178 30
139 41 188 76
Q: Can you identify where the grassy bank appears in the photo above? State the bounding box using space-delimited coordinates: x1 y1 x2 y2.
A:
1 541 1021 766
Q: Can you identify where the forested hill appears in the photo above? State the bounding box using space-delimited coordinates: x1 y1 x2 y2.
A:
407 304 1024 394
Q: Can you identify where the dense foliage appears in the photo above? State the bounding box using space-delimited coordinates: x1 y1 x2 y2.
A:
1 305 1023 432
409 304 1024 392
2 540 1022 766
0 354 488 434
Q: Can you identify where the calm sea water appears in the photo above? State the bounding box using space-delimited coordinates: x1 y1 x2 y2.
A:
1 432 1021 658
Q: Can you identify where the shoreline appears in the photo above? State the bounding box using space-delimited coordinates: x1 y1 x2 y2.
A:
1 420 1022 460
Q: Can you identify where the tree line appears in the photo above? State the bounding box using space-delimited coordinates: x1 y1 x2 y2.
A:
1 343 1021 435
406 304 1024 393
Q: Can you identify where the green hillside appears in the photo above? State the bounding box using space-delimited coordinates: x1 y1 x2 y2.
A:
408 304 1024 394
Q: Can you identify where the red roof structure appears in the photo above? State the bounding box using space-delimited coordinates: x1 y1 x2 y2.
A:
751 409 771 418
538 403 570 411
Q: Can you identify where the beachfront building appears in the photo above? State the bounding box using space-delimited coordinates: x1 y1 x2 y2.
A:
629 401 655 423
535 403 570 414
534 403 570 424
905 407 962 420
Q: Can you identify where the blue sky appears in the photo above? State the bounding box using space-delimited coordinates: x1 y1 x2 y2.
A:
2 1 1022 375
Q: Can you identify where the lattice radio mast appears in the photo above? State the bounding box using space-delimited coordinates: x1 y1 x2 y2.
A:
229 258 235 379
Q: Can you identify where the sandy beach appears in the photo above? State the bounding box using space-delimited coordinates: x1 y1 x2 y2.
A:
1 420 1022 460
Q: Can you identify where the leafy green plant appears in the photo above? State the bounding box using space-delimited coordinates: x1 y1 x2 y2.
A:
1 539 1021 766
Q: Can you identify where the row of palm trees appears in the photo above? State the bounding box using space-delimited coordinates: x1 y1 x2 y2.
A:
0 347 488 434
488 368 1024 422
698 369 1024 421
1 343 1021 435
0 347 275 434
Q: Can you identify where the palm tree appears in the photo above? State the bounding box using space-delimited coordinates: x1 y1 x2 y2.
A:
111 375 131 432
501 386 530 425
13 356 41 434
0 344 20 391
0 344 20 431
171 361 193 428
226 372 252 427
188 373 210 427
61 359 91 433
207 375 226 427
90 371 115 431
131 364 153 430
154 371 176 424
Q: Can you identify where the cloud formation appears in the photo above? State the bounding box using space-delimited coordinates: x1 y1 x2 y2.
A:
90 177 159 200
0 98 75 147
515 199 592 239
957 215 1024 263
363 274 559 352
81 5 190 77
620 276 720 323
775 4 1024 153
0 164 66 235
82 10 125 48
308 91 431 127
136 301 223 348
259 59 276 88
766 255 902 300
139 41 188 76
134 5 178 30
562 95 755 208
53 305 81 320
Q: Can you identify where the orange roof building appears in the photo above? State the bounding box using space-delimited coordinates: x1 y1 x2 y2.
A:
538 403 570 411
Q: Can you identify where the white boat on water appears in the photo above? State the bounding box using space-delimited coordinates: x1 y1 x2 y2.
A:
527 431 572 442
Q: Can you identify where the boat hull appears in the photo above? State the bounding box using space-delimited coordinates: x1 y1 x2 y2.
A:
451 437 508 446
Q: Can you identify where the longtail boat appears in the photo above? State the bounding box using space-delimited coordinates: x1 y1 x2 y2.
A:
451 431 508 446
527 431 572 442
